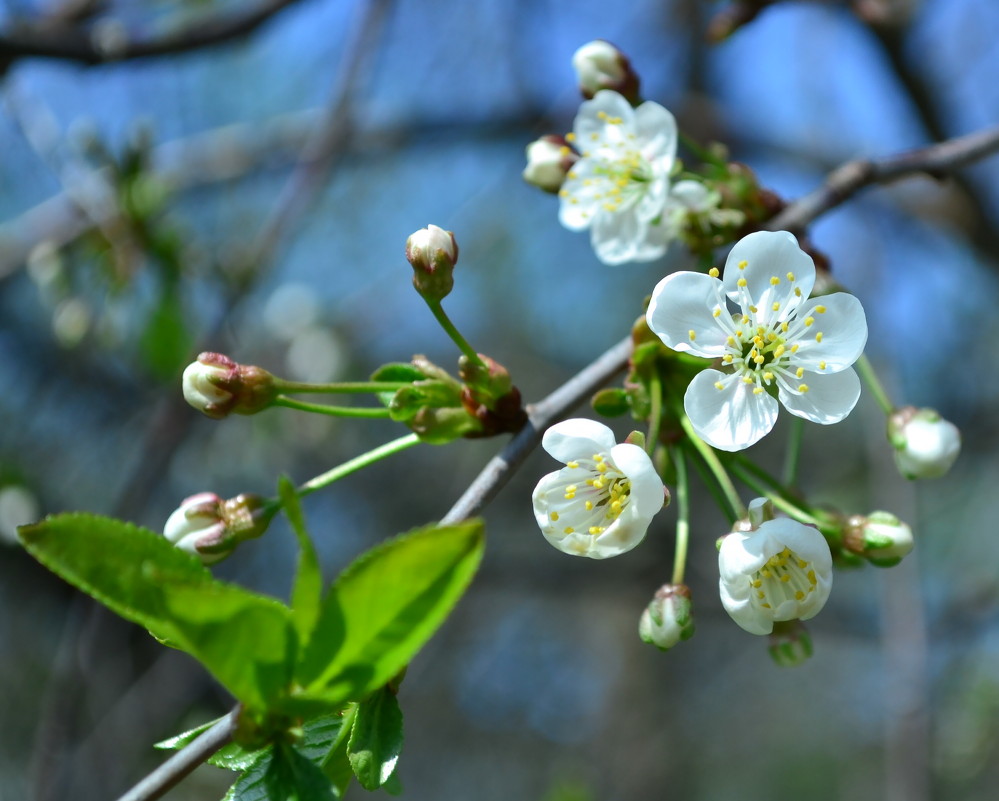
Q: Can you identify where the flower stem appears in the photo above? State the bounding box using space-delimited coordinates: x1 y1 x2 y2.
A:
646 372 663 456
670 446 690 586
678 131 722 166
272 380 408 395
678 413 746 519
856 354 894 415
272 396 392 418
297 433 422 497
782 416 804 487
425 298 486 369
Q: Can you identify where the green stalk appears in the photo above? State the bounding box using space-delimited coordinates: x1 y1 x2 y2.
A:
272 380 408 395
273 396 392 418
646 372 663 456
426 299 486 369
782 416 804 487
856 354 894 415
677 413 746 519
727 460 838 538
297 434 421 497
670 447 690 586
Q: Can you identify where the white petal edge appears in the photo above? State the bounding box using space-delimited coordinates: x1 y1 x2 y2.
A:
723 231 816 325
778 367 861 425
788 293 868 372
541 418 617 463
684 369 779 452
633 100 677 164
610 443 666 519
646 271 730 358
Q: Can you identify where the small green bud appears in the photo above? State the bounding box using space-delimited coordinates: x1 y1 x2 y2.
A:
639 584 695 651
767 620 813 667
405 225 458 301
843 511 913 567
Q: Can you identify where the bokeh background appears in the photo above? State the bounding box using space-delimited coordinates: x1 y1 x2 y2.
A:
2 1 999 800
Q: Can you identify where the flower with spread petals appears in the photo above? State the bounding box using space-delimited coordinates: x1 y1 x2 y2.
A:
719 506 833 635
888 406 961 480
558 90 677 266
647 230 868 451
532 419 667 558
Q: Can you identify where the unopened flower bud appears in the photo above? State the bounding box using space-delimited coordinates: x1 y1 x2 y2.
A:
639 584 695 651
767 620 813 667
405 225 458 301
888 406 961 480
182 352 277 419
571 40 640 103
164 492 273 564
523 135 579 193
843 511 913 567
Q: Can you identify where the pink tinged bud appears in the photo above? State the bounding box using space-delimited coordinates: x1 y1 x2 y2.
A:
523 135 579 193
571 40 640 103
888 406 961 480
639 584 695 651
182 352 277 419
405 225 458 301
163 492 273 565
844 511 913 568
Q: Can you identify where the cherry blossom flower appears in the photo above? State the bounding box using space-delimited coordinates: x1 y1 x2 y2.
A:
646 230 868 451
719 506 833 635
532 419 667 558
558 90 677 265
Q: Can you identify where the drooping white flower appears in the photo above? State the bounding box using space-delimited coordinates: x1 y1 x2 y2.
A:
719 509 833 635
646 230 868 451
532 418 666 558
888 406 961 480
558 90 677 266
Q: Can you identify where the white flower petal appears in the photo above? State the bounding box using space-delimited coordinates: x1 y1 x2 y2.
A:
590 208 647 265
646 272 731 358
542 418 617 462
723 231 816 324
610 443 666 518
558 159 605 231
685 370 779 452
789 293 868 372
778 367 860 424
573 90 635 146
633 100 677 163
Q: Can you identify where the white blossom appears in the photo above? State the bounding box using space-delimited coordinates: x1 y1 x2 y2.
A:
719 510 833 635
532 419 666 558
571 40 637 99
647 230 868 451
889 407 961 480
523 135 578 193
558 90 677 265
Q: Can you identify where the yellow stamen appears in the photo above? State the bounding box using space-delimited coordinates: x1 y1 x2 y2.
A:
708 267 719 277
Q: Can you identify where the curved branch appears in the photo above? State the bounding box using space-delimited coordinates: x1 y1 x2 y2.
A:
0 0 302 66
766 123 999 233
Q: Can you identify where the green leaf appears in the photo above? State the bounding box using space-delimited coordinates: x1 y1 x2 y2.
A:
264 743 336 801
296 520 484 704
320 705 356 798
370 364 424 407
224 747 275 801
154 716 224 750
347 687 403 790
19 513 295 708
210 741 270 772
279 477 322 646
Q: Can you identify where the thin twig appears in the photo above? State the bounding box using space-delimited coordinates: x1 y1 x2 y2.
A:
0 0 303 65
113 709 238 801
767 123 999 233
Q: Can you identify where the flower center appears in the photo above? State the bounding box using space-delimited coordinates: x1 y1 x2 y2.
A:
749 547 818 614
546 453 632 537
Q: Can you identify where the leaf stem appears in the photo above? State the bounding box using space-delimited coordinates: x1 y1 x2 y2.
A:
856 354 894 415
297 433 421 497
273 396 392 418
670 447 690 586
425 298 486 369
